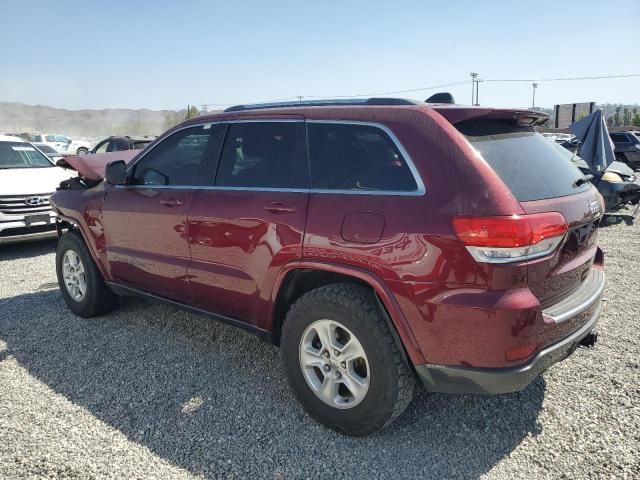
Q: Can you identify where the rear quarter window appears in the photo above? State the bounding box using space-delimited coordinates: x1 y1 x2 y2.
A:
308 123 418 192
457 119 590 201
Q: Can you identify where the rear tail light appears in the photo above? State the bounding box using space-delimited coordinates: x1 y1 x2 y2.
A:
452 213 567 263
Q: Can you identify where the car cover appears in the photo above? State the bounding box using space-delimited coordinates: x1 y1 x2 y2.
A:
569 110 615 172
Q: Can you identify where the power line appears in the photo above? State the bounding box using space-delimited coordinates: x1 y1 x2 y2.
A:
183 73 639 111
304 80 469 99
484 73 640 82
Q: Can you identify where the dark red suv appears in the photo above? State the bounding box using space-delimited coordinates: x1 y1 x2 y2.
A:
51 98 605 436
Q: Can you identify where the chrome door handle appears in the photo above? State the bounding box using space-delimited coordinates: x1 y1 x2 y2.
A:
160 198 184 207
264 202 296 214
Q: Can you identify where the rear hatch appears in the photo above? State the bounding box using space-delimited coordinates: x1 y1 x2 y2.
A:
453 116 602 307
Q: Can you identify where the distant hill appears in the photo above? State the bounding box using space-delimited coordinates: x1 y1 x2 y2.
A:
0 102 194 138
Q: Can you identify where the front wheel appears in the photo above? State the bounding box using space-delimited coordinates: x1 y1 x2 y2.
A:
280 283 415 436
56 231 116 317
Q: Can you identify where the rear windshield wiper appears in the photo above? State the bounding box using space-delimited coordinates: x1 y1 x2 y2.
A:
573 174 593 187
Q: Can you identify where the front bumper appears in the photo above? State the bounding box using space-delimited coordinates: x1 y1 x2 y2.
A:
415 270 604 394
0 212 57 245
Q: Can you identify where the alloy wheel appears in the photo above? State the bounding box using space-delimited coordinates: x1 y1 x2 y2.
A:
62 250 87 302
299 319 370 409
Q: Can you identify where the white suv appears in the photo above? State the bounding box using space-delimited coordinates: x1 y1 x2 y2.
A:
29 133 92 155
0 135 74 244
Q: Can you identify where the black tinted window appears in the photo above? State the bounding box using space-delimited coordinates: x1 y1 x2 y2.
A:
458 120 590 201
108 138 130 152
132 125 224 186
610 133 629 143
308 123 418 191
132 141 151 150
215 122 307 189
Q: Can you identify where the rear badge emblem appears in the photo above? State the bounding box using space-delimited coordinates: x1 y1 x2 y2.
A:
588 200 600 217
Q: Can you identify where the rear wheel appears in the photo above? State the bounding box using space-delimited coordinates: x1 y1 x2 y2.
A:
280 283 415 436
56 231 116 317
76 147 88 155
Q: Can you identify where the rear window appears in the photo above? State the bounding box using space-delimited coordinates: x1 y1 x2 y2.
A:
457 119 590 201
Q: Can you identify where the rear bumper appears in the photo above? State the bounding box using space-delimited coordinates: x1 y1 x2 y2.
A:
415 273 603 394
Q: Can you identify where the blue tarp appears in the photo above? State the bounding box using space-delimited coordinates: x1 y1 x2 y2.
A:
569 109 615 172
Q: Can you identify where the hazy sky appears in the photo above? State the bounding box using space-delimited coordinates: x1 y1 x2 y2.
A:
1 0 638 111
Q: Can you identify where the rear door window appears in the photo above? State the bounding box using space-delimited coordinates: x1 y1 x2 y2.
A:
457 119 590 201
307 123 418 192
215 121 307 189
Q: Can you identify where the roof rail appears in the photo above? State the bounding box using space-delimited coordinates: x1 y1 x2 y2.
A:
224 97 420 112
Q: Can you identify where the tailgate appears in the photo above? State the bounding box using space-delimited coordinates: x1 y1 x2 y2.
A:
454 115 604 306
520 188 603 307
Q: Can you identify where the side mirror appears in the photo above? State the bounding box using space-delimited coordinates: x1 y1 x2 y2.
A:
105 160 127 185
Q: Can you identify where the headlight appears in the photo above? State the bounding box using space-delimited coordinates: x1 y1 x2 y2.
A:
602 171 624 183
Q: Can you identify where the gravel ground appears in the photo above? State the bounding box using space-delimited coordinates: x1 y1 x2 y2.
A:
0 212 639 479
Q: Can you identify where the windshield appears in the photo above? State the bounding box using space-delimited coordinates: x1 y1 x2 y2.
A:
0 142 54 169
458 119 590 201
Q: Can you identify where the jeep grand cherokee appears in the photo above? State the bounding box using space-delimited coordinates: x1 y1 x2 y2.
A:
50 98 605 436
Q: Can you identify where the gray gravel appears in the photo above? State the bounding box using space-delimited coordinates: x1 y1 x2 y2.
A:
1 212 639 479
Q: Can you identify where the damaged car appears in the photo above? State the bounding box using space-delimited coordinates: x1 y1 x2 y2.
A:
50 98 605 436
550 139 640 213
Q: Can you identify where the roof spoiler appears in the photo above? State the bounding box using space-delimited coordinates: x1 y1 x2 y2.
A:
425 92 455 104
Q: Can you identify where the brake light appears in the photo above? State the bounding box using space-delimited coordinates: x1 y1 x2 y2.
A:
452 213 567 263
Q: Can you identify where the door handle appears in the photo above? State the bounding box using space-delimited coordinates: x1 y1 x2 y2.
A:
160 197 184 207
264 202 296 214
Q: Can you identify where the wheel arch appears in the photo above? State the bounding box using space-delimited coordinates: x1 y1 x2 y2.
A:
56 214 110 280
267 261 425 365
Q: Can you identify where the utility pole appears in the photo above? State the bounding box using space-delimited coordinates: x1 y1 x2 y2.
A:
201 104 208 115
470 72 478 105
297 96 303 102
531 83 538 109
475 79 483 106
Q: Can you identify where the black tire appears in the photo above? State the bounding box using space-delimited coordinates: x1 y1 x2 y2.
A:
76 147 88 155
56 231 117 317
280 283 415 436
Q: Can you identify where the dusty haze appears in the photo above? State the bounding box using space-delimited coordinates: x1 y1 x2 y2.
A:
0 102 191 138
